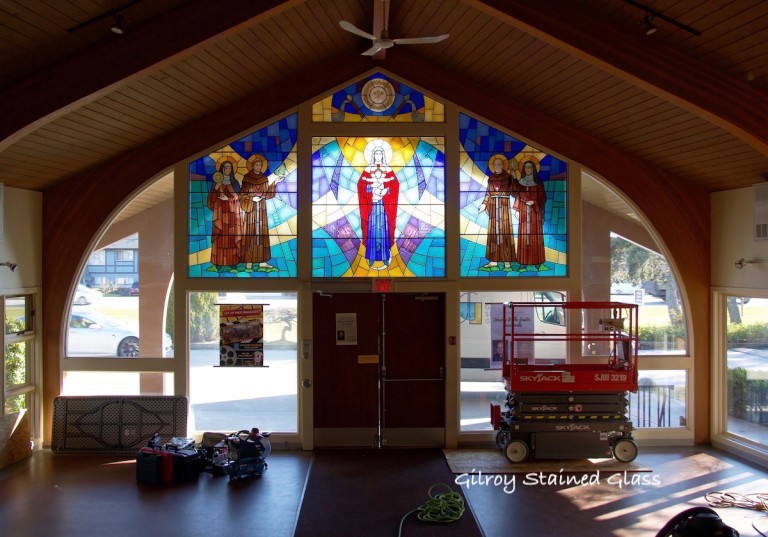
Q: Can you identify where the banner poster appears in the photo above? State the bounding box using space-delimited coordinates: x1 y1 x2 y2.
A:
490 303 534 368
219 305 266 367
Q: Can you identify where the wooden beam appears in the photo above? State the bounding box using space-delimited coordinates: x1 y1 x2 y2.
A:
0 0 304 151
469 0 768 157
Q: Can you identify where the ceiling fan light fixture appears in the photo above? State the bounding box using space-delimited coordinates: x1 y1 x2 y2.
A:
643 15 657 35
111 14 126 35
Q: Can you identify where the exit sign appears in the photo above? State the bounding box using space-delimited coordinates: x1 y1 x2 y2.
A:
372 278 394 293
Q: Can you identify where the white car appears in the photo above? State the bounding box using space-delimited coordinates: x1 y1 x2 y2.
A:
73 284 102 306
68 310 172 357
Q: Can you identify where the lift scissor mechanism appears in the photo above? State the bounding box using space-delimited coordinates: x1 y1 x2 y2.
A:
491 301 639 463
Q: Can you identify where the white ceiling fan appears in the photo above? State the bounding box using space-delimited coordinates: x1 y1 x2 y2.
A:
339 0 449 58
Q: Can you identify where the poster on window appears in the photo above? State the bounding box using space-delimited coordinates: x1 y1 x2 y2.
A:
490 303 534 368
218 305 266 366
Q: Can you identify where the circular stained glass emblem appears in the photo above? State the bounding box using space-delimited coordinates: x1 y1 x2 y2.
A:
361 78 395 112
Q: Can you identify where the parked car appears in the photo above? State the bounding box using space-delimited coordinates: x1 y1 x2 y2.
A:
73 284 102 305
130 281 139 296
67 310 172 357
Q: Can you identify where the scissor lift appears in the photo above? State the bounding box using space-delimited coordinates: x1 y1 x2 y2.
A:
491 301 639 463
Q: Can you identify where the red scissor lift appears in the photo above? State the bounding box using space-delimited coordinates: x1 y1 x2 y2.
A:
491 301 639 463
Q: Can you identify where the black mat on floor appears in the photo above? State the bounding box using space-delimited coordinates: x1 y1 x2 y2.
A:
294 449 483 537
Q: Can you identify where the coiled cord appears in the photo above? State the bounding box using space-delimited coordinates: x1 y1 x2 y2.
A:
397 483 465 537
706 491 768 511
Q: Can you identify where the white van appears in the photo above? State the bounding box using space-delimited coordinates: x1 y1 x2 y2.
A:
459 290 566 382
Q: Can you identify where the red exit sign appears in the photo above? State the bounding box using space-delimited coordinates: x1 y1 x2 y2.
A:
372 278 394 293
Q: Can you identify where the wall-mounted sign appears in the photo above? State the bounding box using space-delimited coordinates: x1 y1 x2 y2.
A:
336 313 357 346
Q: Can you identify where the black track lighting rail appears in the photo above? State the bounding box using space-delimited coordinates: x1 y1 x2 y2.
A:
623 0 701 36
67 0 143 33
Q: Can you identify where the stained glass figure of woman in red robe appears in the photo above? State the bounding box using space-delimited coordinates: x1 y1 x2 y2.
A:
358 139 399 269
207 156 242 272
514 158 548 271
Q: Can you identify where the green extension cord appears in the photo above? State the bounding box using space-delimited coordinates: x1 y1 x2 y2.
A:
397 483 465 536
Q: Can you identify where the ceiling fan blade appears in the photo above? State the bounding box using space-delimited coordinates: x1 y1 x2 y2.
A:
339 20 376 41
392 34 449 46
361 41 385 56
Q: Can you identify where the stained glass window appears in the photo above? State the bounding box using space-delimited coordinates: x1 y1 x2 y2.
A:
312 72 444 123
312 136 445 277
459 113 568 277
188 114 298 278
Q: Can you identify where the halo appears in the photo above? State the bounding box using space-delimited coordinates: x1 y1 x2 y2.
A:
247 154 267 173
518 156 540 174
364 139 393 166
487 154 510 173
216 155 238 172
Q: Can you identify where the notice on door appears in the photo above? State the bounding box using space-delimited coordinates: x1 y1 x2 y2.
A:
335 313 357 345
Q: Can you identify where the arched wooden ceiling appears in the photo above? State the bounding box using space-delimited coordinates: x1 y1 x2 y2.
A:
0 0 766 196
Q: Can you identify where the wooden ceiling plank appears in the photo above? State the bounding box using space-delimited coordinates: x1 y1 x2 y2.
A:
439 7 492 67
100 92 180 132
471 0 768 157
513 55 580 103
0 0 307 151
292 3 336 56
131 78 210 119
6 139 99 170
223 35 272 85
78 102 163 141
169 57 241 105
149 65 225 111
33 120 132 154
189 50 255 98
116 85 192 127
536 69 613 117
67 105 154 144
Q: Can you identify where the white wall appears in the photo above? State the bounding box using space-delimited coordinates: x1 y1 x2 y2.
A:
0 186 42 291
712 187 768 290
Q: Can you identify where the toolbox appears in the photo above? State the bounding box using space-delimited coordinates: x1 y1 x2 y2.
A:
171 448 204 482
136 447 174 484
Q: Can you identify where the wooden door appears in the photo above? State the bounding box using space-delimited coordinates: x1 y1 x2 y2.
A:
312 293 445 447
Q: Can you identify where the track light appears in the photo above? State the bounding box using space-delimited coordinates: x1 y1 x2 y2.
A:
734 258 768 269
111 14 126 35
643 15 657 35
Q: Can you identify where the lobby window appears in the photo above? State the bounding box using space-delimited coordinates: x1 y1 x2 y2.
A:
459 290 567 432
3 294 37 425
63 172 174 400
725 294 768 445
187 291 297 433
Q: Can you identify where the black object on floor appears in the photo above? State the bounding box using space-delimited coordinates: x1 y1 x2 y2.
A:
294 449 482 537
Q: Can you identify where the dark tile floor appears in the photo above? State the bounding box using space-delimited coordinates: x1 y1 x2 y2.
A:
1 446 767 537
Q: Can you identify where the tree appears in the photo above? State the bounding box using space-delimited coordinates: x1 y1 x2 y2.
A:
189 292 218 343
610 234 683 327
3 317 26 413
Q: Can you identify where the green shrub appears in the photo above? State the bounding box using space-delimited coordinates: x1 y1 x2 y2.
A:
726 322 768 346
728 367 748 420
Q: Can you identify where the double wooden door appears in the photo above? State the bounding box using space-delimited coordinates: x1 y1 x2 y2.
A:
312 293 445 447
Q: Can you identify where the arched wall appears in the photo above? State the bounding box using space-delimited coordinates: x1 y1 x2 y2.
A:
41 62 710 444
